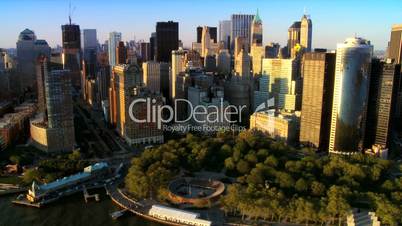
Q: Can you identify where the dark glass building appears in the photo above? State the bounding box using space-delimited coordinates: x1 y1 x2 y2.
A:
365 59 401 148
61 24 81 89
156 21 179 62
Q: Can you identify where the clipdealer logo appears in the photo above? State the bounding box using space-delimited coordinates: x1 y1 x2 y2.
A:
128 98 248 130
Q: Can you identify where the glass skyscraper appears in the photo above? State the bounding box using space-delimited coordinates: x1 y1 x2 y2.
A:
329 37 373 154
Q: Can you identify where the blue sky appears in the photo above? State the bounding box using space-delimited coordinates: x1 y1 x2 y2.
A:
0 0 401 50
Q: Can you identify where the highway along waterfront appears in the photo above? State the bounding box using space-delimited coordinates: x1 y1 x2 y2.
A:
0 190 163 226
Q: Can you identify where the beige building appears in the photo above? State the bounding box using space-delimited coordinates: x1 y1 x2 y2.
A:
143 61 162 94
171 48 187 101
235 49 251 77
250 45 264 75
250 110 300 144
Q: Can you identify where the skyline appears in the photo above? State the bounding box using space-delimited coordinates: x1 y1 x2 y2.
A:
0 0 401 50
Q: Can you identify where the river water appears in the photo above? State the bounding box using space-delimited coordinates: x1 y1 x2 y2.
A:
0 190 162 226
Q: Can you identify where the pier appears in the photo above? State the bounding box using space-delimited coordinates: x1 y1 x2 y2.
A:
83 186 100 203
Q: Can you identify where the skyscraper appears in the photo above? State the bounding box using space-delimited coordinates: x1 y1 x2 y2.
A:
61 23 81 88
108 32 122 67
197 26 217 43
387 24 402 64
250 10 264 75
365 59 401 149
30 67 75 152
235 49 251 77
230 14 254 51
82 29 97 62
116 41 127 65
251 9 263 46
300 15 312 52
299 51 335 151
287 21 301 58
219 20 231 50
262 58 299 109
143 61 169 94
171 48 187 101
156 21 179 62
150 32 156 61
329 37 373 154
16 29 51 92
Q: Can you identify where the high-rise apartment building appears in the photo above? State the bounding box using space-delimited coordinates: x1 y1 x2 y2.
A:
108 32 122 67
299 52 335 151
156 21 179 62
329 37 373 154
230 14 254 51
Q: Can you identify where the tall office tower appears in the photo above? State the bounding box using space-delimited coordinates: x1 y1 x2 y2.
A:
16 29 51 92
250 9 264 76
300 15 312 52
299 52 335 151
387 24 402 63
251 9 263 46
216 49 231 75
365 60 401 149
61 23 81 88
140 42 150 62
219 20 231 50
36 55 48 115
171 48 187 101
197 26 203 43
197 26 217 43
82 29 97 62
156 21 179 62
201 26 211 57
329 37 373 154
235 49 251 77
231 14 254 51
116 41 127 64
386 24 402 119
108 32 122 67
265 43 280 58
110 64 142 135
46 70 75 151
262 58 299 109
287 21 301 58
149 32 156 61
96 65 110 102
234 37 248 57
143 61 163 93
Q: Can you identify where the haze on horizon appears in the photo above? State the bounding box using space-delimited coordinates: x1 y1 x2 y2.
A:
0 0 401 50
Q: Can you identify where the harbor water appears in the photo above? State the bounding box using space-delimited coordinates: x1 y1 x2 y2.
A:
0 190 162 226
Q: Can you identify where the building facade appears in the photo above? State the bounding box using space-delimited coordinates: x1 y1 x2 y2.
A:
329 37 373 154
299 52 335 151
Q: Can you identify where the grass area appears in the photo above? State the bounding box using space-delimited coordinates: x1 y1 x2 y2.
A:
0 176 22 185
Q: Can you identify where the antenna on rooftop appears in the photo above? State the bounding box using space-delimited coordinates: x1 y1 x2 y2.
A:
68 1 76 25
